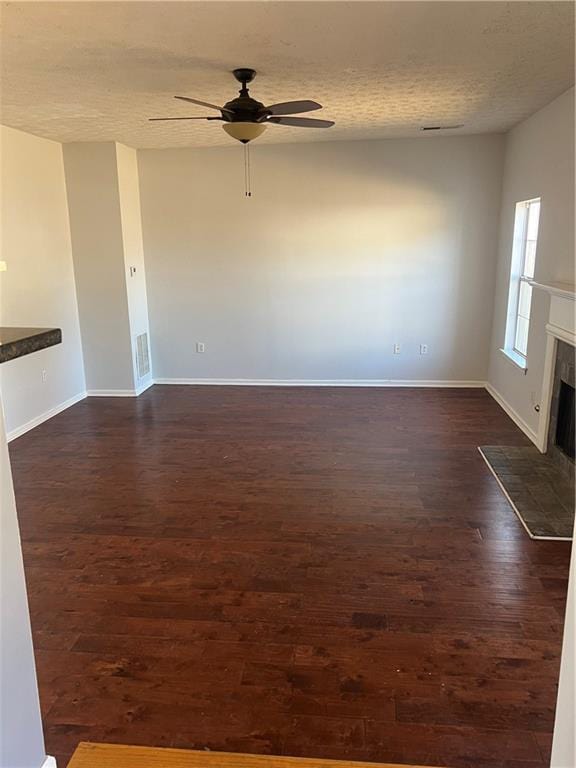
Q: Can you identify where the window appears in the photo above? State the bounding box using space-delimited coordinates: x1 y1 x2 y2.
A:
503 198 541 367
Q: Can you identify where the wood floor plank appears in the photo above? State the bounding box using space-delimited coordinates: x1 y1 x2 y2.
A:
9 386 571 768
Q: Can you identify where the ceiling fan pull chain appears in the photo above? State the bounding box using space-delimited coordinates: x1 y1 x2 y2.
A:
244 143 248 196
247 143 252 197
244 143 252 198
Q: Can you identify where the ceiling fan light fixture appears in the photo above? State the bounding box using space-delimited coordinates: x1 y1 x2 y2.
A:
223 122 267 143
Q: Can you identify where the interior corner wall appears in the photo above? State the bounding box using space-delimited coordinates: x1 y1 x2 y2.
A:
0 125 86 438
487 87 575 438
116 143 153 390
63 142 136 393
138 134 505 384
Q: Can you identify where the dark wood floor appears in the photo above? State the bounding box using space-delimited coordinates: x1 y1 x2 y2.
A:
10 386 571 768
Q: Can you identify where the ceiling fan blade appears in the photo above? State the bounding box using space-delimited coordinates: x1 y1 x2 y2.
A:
266 100 322 116
175 96 233 114
267 116 335 128
149 116 220 121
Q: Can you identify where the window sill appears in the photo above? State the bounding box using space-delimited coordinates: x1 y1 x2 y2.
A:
499 348 528 373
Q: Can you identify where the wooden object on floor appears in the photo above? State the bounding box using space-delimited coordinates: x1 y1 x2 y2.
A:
10 386 571 768
68 742 438 767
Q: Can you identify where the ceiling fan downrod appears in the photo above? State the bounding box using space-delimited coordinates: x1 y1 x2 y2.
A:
233 67 257 98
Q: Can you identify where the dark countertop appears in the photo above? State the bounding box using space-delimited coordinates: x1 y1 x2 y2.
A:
0 327 62 364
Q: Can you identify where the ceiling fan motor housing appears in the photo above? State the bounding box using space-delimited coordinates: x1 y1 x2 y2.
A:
223 95 267 122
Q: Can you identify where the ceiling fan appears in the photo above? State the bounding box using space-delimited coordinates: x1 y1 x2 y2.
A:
149 68 335 143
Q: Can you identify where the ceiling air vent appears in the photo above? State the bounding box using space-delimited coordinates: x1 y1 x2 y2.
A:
421 125 464 131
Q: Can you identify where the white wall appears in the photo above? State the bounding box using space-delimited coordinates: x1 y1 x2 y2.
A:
552 518 576 768
139 135 504 383
0 126 86 438
0 399 47 768
487 88 575 437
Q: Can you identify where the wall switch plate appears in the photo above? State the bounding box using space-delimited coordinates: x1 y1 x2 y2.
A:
420 344 428 355
196 342 205 353
393 344 401 354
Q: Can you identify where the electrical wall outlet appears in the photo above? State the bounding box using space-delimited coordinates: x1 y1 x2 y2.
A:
196 342 205 353
420 344 428 355
393 343 401 354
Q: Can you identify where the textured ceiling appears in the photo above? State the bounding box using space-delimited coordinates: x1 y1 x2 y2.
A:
0 1 574 148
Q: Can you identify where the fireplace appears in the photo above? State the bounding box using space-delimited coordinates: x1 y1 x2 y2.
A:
547 338 576 476
556 381 575 460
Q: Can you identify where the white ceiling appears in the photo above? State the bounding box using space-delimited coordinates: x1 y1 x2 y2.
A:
1 1 574 149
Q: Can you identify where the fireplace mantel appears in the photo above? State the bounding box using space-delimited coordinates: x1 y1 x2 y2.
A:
533 280 576 452
529 279 576 301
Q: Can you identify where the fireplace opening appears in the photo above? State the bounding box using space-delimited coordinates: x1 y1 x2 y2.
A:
555 380 575 461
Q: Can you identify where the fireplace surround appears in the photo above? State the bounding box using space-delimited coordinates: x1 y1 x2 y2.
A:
534 281 576 456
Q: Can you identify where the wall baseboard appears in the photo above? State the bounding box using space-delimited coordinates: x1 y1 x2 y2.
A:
87 379 155 397
86 389 140 397
485 382 539 446
135 378 155 396
7 383 155 440
7 392 87 442
9 382 533 449
153 377 487 388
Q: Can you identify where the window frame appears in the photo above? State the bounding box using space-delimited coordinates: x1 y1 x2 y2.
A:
503 197 541 370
